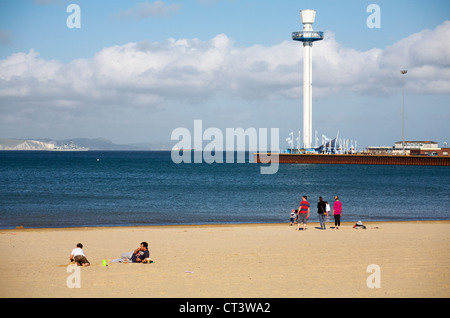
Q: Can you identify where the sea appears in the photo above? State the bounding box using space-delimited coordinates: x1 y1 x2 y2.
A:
0 151 449 229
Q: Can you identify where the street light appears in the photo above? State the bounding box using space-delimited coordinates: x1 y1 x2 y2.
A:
401 70 408 154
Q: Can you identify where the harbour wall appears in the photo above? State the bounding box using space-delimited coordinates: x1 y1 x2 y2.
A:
254 153 450 166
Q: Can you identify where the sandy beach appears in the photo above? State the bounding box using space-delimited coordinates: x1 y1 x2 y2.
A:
0 221 449 298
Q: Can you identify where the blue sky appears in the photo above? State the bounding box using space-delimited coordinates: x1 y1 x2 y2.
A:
2 0 449 60
0 0 449 148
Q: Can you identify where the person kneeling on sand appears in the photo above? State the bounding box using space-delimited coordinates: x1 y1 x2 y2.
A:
70 243 90 267
112 242 150 263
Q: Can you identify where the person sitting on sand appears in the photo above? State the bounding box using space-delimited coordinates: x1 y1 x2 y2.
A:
112 242 150 263
131 242 150 263
70 243 90 267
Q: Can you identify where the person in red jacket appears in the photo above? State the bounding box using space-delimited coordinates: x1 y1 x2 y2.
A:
296 195 310 231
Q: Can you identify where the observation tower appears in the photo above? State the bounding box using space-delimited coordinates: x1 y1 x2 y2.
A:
292 10 323 150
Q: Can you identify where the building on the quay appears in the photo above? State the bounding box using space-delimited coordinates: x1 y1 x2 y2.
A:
365 141 449 156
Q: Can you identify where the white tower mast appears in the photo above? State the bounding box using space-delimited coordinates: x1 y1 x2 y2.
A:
293 10 323 150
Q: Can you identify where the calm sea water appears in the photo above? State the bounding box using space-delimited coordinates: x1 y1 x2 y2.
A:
0 151 449 229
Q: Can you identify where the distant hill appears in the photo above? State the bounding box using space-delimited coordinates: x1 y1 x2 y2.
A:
0 138 55 150
0 138 172 151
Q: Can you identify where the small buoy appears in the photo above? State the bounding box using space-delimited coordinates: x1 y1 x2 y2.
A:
96 158 100 162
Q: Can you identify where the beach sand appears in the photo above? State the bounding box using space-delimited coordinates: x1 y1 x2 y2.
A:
0 221 449 298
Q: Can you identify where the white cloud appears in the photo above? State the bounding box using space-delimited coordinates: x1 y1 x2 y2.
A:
2 21 449 105
376 20 450 94
312 22 450 97
0 21 449 141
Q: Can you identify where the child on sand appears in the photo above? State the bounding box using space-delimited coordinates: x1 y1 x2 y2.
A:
70 243 90 267
290 209 298 225
325 201 330 216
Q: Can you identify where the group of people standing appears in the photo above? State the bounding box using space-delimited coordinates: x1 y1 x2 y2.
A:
291 195 342 230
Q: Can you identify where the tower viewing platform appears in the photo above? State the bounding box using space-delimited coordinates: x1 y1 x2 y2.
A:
292 31 324 42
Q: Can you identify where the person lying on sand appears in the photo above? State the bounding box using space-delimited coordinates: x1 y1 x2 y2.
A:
112 241 150 263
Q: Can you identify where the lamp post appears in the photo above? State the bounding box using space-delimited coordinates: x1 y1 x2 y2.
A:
401 70 407 154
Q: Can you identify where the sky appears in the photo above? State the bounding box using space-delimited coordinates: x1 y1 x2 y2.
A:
0 0 449 149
